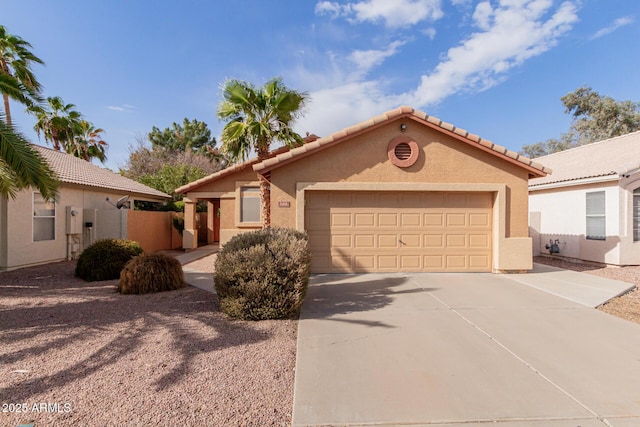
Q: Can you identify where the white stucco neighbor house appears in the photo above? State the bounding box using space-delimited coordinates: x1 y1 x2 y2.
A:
529 130 640 265
0 145 170 271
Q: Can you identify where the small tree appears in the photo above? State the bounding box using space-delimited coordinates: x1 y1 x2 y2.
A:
521 86 640 157
217 77 307 227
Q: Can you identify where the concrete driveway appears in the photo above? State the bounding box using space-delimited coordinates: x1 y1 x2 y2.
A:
292 272 640 427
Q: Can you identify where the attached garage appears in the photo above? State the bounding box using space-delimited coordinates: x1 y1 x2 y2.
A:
178 106 550 273
306 191 493 272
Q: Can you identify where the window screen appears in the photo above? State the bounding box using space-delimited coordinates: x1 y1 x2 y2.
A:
586 191 605 240
33 192 55 241
240 187 260 223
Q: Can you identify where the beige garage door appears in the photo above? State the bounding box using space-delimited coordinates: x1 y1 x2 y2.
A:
306 191 493 273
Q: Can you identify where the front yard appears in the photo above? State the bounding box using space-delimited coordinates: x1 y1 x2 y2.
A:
3 255 640 426
0 261 296 427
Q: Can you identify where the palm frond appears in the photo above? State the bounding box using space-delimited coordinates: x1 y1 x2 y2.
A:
0 113 59 200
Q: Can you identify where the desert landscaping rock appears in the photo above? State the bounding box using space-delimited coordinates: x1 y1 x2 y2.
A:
0 261 296 427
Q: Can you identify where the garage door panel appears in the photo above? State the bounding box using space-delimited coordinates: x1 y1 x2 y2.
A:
446 213 466 227
446 234 467 247
423 255 444 269
446 255 467 269
469 234 490 248
331 234 352 249
400 213 421 227
378 213 398 226
378 255 398 269
424 234 444 248
354 255 375 269
470 255 491 269
354 234 375 248
424 213 444 226
331 213 352 227
306 191 492 273
469 212 490 227
400 234 421 247
401 255 421 269
354 213 375 227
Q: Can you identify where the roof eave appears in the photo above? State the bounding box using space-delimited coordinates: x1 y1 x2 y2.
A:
254 110 549 178
529 174 619 191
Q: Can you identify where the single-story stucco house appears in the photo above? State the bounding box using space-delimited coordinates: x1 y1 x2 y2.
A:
177 106 549 273
0 145 170 271
529 130 640 265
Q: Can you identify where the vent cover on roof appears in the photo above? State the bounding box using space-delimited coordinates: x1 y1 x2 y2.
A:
394 143 412 160
388 136 419 168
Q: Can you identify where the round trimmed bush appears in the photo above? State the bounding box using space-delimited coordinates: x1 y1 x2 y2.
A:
214 227 311 320
75 239 144 282
118 253 186 294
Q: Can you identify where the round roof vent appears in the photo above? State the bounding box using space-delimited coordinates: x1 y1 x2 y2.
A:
388 136 419 168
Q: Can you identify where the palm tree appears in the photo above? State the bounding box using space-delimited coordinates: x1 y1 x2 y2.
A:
71 120 108 163
217 77 307 227
0 112 58 200
29 96 82 151
0 25 44 126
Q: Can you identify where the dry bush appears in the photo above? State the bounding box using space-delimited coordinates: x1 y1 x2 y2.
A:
118 253 186 294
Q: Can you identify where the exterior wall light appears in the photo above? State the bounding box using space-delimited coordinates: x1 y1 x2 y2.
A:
400 123 407 132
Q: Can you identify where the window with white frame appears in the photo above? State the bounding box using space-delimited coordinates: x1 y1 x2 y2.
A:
586 191 605 240
633 188 640 241
33 192 55 241
240 186 261 223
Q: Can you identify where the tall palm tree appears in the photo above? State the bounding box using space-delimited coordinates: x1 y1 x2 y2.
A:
0 25 44 125
0 112 58 200
29 96 82 151
72 120 108 163
217 77 307 227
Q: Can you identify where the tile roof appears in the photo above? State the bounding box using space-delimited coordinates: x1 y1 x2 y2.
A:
175 135 318 194
529 130 640 189
33 144 170 199
252 106 550 177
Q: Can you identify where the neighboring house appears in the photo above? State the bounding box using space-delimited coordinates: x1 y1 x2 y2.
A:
0 145 170 271
177 106 549 273
529 130 640 265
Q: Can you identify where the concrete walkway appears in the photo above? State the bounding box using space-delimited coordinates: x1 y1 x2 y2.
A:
173 245 217 293
293 272 640 427
507 263 634 307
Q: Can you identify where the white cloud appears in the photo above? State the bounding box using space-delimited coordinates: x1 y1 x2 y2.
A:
590 16 634 40
315 0 443 28
297 0 579 136
472 1 493 31
349 40 406 77
406 0 579 107
423 27 437 40
295 81 400 137
107 104 136 112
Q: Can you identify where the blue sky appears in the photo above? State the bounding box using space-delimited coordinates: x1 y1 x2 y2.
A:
3 0 639 171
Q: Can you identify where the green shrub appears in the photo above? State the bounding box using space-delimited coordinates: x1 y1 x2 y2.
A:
214 227 311 320
118 253 186 294
75 239 144 282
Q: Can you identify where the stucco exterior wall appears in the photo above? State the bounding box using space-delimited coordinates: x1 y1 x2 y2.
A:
269 121 530 238
182 167 260 247
1 185 136 271
529 182 623 264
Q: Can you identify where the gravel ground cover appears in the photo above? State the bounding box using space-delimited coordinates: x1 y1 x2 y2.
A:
0 260 296 427
535 256 640 324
